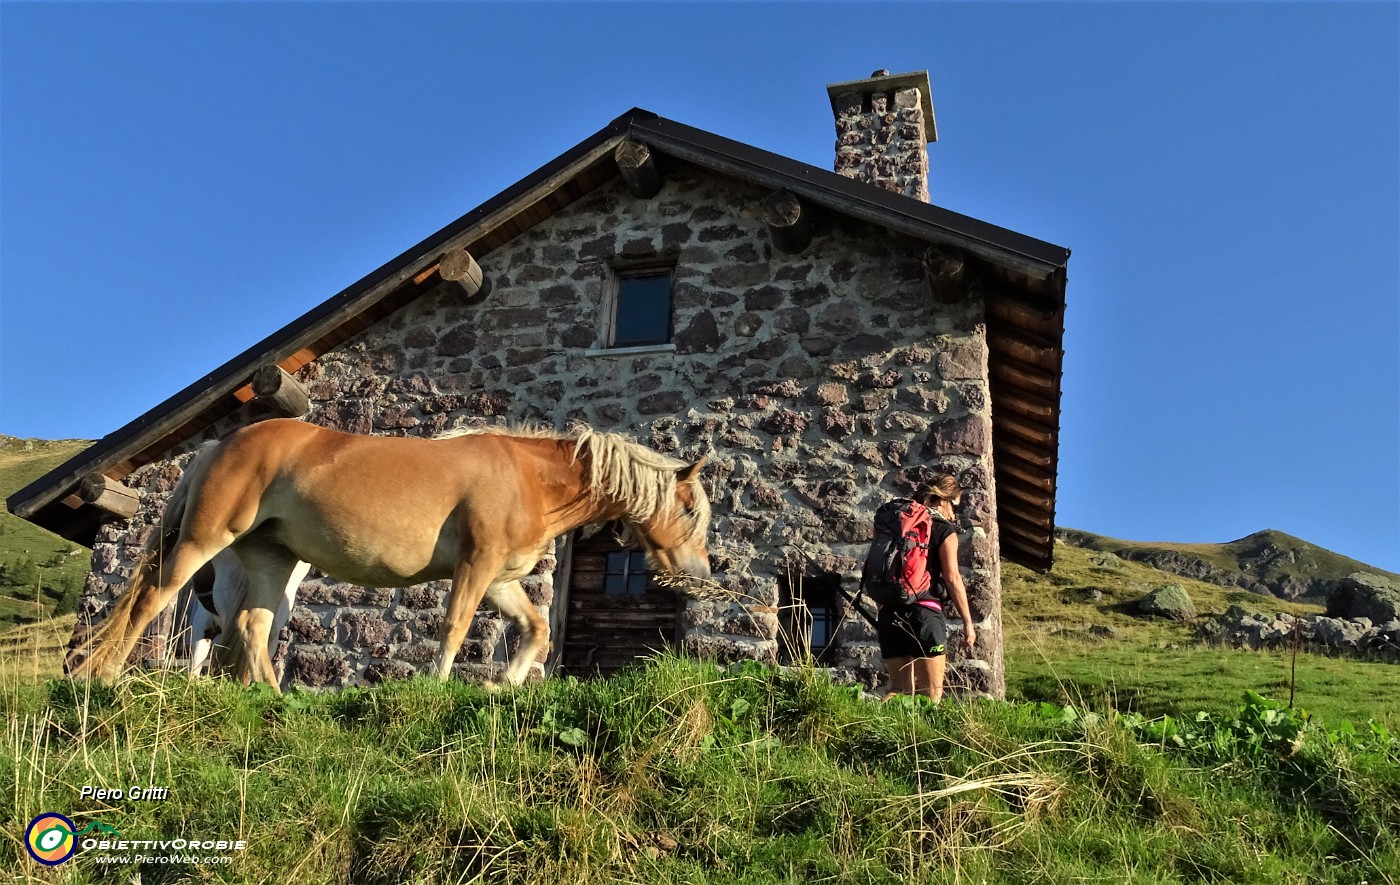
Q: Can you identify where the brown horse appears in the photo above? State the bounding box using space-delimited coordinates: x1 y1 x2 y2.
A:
67 419 711 690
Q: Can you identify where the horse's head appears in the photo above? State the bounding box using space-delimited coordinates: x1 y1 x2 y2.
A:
628 458 712 580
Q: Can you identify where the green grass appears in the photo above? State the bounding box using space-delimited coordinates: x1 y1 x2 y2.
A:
2 436 1397 882
1 657 1395 884
1007 638 1400 727
1002 542 1400 730
0 613 73 683
0 437 93 628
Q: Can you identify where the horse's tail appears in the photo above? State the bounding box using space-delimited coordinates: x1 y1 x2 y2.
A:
65 442 214 676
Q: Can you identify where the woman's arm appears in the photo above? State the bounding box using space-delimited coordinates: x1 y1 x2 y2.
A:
939 532 976 650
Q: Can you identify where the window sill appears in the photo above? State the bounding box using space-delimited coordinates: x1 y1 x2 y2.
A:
583 343 677 358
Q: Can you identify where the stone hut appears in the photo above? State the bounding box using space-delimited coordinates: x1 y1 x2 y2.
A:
9 70 1069 696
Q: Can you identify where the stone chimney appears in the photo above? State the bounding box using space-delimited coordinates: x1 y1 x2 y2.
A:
828 69 937 202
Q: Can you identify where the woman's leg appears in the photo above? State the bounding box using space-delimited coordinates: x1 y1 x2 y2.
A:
884 656 914 699
911 655 947 702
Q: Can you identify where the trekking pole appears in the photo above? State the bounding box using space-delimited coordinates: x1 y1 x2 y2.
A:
834 584 880 630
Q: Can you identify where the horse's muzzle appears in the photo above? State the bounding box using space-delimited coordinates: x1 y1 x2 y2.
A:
674 553 712 580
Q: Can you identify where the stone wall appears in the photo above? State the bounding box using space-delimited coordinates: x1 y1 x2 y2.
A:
74 162 1004 695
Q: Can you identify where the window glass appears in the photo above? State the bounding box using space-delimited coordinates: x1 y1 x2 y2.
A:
612 270 673 347
810 605 834 648
604 549 652 595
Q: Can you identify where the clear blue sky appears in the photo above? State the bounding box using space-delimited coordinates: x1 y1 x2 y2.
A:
1 3 1396 572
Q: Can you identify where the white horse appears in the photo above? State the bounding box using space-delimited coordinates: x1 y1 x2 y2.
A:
185 549 309 679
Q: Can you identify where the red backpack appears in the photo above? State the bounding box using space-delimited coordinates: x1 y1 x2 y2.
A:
860 498 935 607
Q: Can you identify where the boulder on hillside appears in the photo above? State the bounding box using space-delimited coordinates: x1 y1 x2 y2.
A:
1326 572 1400 623
1089 551 1125 571
1312 617 1368 649
1136 583 1197 621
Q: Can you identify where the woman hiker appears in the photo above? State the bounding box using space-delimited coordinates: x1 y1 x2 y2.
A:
878 475 977 702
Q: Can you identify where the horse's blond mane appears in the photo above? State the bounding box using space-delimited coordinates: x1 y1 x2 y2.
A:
434 423 710 547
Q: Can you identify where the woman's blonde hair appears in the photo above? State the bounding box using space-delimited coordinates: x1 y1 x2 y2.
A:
917 474 963 505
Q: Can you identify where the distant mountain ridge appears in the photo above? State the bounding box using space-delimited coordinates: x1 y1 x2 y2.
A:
1057 527 1398 601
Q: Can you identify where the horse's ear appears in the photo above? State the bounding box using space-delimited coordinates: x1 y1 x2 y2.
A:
676 457 707 483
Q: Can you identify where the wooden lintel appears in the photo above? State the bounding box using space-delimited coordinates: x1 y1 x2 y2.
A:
78 473 140 521
251 365 311 418
438 249 491 304
924 245 966 304
614 140 663 199
762 189 812 254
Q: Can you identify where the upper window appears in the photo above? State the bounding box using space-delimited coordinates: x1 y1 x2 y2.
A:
605 549 653 595
608 267 674 348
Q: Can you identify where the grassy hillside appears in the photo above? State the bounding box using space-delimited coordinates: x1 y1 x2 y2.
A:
1058 526 1398 600
0 437 1395 881
0 519 1396 882
0 613 75 683
1 657 1395 884
0 436 92 627
1002 541 1400 727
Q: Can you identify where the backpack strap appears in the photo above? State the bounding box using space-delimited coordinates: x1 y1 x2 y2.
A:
919 516 958 603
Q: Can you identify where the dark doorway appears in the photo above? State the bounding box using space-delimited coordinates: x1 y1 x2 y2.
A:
557 526 682 676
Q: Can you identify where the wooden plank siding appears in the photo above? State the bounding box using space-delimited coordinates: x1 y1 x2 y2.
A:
558 532 682 677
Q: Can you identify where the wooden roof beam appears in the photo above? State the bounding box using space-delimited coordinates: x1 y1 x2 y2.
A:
987 325 1062 372
762 190 813 255
999 510 1055 547
922 245 966 304
252 365 311 418
77 473 140 521
615 139 663 198
438 248 492 305
997 477 1054 512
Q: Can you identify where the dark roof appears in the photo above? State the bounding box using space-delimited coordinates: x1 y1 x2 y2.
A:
7 107 1068 570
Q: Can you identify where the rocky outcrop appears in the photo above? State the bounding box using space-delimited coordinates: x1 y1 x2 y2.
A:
1198 606 1400 661
1327 573 1400 623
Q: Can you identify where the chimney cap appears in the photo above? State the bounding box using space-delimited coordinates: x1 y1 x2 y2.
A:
826 69 937 142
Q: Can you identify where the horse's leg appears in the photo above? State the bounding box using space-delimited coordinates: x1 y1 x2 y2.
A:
81 540 222 679
485 580 550 687
435 551 508 682
187 602 214 679
228 541 302 694
268 561 309 660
